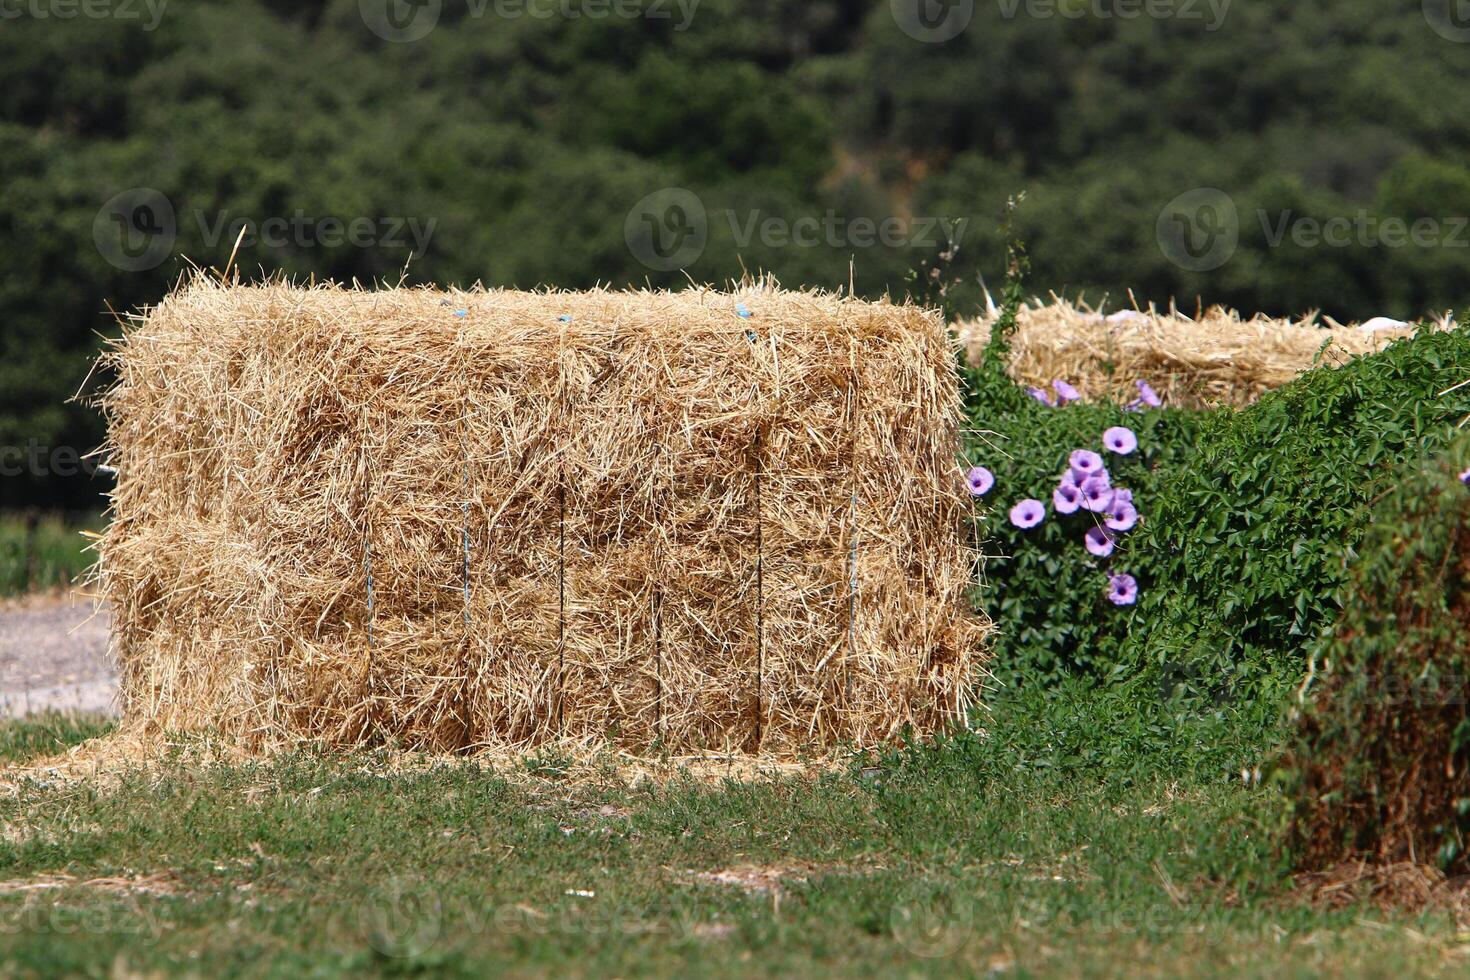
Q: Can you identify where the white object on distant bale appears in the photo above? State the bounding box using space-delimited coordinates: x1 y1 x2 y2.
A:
1359 316 1409 332
1106 310 1149 325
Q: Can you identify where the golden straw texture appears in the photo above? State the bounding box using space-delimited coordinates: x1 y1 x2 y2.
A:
955 297 1435 408
95 278 988 757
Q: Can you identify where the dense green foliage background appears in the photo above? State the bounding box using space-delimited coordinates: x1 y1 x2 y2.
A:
5 0 1470 507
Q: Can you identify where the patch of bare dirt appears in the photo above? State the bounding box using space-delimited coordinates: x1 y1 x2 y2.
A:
0 592 115 717
0 872 179 897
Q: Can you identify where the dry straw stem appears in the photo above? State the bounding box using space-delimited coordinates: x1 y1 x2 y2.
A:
94 276 988 759
955 296 1440 408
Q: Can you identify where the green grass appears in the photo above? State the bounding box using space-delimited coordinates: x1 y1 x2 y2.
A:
0 711 112 764
0 701 1463 978
0 513 99 596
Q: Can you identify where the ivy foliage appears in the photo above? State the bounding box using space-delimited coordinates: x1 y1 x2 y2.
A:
1127 326 1470 703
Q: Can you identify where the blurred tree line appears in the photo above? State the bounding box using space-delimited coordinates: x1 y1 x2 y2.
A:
4 0 1470 508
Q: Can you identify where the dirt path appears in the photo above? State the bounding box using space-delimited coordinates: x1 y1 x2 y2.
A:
0 594 116 718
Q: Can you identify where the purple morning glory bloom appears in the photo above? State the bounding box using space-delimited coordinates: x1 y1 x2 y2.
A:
1114 488 1133 506
966 466 995 497
1460 467 1470 486
1103 426 1138 456
1080 477 1115 513
1136 380 1162 408
1069 450 1104 481
1108 573 1139 606
1053 380 1081 404
1054 482 1083 515
1009 499 1046 530
1027 386 1055 406
1105 499 1139 532
1084 525 1116 558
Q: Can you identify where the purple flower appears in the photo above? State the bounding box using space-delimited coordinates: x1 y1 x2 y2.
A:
1069 450 1105 481
1103 426 1138 456
1053 380 1081 404
1114 488 1133 506
1080 477 1115 513
1027 386 1055 406
1053 482 1082 515
1125 399 1144 413
1460 467 1470 486
1107 573 1139 606
966 466 995 497
1136 380 1162 408
1105 499 1138 532
1009 499 1046 530
1084 525 1116 558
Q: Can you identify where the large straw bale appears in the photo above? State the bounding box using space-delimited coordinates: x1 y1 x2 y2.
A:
955 297 1436 408
96 278 987 756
